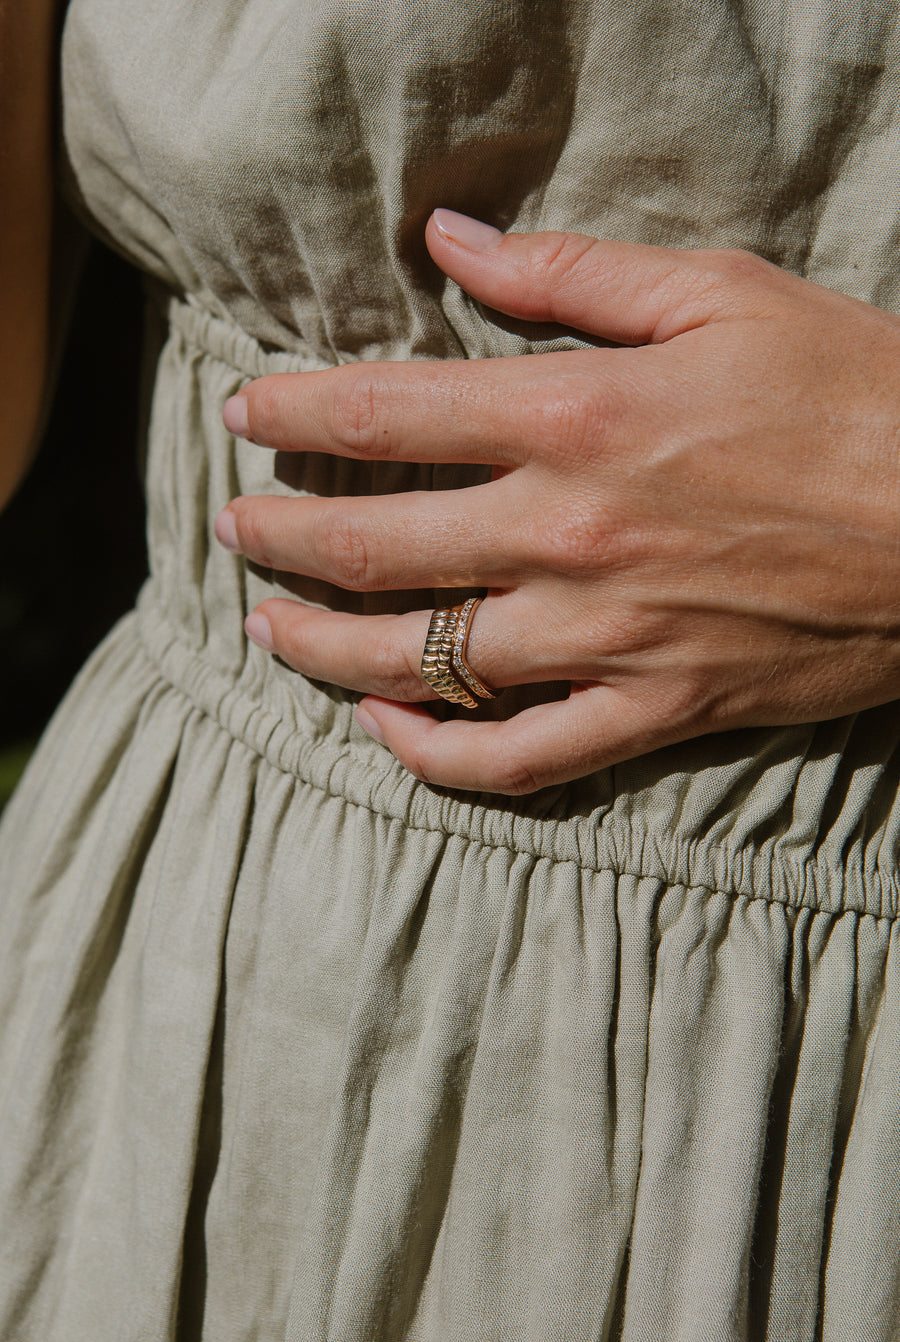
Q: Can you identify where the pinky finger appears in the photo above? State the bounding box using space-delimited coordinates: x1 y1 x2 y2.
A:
354 686 690 795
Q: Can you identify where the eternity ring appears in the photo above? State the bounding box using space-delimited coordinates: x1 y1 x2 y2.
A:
421 597 497 708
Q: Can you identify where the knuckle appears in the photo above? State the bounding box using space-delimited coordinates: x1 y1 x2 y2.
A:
487 745 543 796
535 502 636 574
231 504 275 568
705 247 770 286
402 738 438 786
657 248 779 325
327 368 390 457
245 376 289 446
594 606 669 657
530 231 599 292
669 669 725 727
369 631 426 700
532 381 605 461
317 511 378 590
277 614 309 669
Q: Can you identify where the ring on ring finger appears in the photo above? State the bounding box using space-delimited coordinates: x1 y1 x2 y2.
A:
421 596 496 708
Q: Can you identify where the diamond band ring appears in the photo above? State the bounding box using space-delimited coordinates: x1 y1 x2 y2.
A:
420 597 496 707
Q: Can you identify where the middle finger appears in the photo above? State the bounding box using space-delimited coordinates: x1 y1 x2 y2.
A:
216 478 535 592
226 350 620 468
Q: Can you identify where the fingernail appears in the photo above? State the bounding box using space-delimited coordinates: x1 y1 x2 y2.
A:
245 611 274 651
355 704 386 745
223 394 250 438
214 509 240 552
432 208 502 252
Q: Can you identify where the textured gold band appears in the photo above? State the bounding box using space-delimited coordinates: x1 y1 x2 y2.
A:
420 597 496 708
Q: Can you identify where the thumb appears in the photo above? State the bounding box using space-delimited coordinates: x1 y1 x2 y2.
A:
425 209 780 345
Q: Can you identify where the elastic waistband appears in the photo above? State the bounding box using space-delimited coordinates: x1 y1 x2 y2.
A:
134 586 900 920
131 292 900 919
158 289 335 380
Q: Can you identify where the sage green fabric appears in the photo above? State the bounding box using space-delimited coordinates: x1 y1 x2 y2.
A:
2 1 900 1338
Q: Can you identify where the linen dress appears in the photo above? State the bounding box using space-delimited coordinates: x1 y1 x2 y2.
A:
2 1 900 1338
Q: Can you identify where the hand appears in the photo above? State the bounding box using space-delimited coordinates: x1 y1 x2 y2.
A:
215 209 900 794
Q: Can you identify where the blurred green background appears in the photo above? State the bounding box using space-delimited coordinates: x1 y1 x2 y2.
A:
0 241 147 811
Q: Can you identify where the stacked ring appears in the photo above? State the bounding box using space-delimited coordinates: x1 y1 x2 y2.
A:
421 596 497 708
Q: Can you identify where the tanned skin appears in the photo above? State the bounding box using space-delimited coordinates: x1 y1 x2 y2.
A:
0 0 57 509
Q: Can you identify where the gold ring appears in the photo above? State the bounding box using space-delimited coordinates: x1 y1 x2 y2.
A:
421 597 496 707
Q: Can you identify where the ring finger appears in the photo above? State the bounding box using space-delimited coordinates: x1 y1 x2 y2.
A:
244 590 589 701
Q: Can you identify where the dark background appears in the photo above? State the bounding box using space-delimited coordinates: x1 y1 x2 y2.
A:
0 241 147 805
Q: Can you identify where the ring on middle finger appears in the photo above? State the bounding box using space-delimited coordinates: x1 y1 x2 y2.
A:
421 596 496 708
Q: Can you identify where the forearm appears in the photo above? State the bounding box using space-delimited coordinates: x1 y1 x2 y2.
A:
0 0 58 509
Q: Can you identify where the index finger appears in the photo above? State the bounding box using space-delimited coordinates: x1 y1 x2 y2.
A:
222 349 615 466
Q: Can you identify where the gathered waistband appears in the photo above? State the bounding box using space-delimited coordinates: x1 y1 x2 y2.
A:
129 292 900 920
134 584 900 920
161 291 336 379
